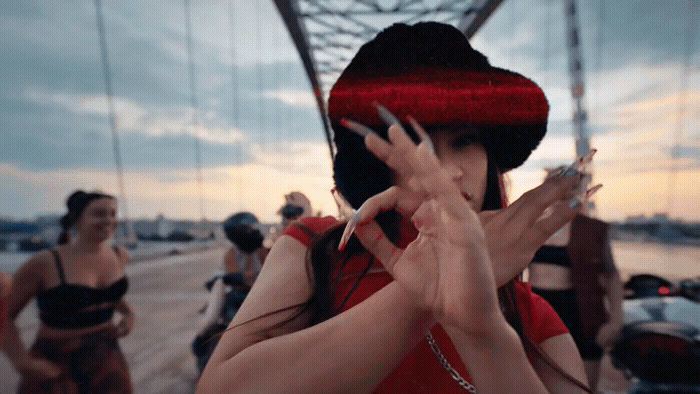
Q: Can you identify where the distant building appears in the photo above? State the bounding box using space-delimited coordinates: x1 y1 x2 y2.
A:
650 213 670 224
156 214 175 239
625 214 648 225
129 219 159 239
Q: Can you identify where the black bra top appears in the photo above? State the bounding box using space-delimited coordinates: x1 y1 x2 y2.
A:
36 249 128 329
531 245 571 267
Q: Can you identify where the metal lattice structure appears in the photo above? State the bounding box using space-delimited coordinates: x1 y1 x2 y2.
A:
274 0 503 158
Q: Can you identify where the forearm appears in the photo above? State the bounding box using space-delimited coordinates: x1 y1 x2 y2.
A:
444 321 548 393
3 320 31 371
605 271 624 323
197 281 434 393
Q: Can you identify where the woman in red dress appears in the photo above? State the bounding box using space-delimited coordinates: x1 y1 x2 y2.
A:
198 22 592 393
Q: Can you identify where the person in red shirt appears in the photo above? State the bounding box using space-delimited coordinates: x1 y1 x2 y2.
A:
199 22 592 393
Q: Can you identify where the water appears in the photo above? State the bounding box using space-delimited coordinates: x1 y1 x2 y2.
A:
0 240 208 274
1 240 697 279
612 240 699 280
0 251 31 274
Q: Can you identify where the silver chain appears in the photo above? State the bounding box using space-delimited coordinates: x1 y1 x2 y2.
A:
425 333 477 393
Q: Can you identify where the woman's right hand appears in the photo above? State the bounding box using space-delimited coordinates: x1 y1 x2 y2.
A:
344 122 504 333
18 356 61 381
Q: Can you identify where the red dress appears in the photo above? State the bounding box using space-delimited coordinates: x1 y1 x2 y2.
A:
285 216 568 392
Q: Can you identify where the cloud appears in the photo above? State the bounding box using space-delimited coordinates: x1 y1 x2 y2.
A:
2 0 698 222
22 87 247 145
249 141 333 176
670 145 700 160
262 89 317 108
0 140 337 222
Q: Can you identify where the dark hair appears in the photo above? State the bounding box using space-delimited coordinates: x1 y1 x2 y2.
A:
280 204 304 220
330 22 547 211
57 190 115 245
222 212 263 253
227 227 264 254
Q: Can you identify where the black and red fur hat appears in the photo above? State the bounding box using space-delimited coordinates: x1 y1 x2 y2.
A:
329 22 549 209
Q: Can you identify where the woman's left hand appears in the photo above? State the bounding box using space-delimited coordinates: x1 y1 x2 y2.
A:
478 168 588 286
114 302 135 337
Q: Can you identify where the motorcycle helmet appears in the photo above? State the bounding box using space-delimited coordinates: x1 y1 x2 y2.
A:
222 212 263 253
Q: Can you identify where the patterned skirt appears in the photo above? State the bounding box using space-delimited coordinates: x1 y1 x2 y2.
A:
18 328 132 394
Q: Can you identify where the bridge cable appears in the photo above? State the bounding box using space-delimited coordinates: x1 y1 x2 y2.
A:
591 0 605 129
228 1 243 206
94 0 135 244
542 0 553 89
256 1 269 216
668 0 697 216
184 0 207 223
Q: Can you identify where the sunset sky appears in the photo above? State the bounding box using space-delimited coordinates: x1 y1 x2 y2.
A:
1 1 698 223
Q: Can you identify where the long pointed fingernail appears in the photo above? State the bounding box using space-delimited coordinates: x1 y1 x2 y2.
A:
338 206 363 251
578 149 597 167
407 115 435 154
331 188 355 220
563 149 597 177
586 184 603 199
341 118 375 138
374 101 400 126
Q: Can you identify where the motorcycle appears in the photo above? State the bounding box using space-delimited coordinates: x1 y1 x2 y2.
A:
192 272 250 374
611 274 700 393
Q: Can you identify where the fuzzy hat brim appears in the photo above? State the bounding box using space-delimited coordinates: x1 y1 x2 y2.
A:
328 22 549 209
329 67 548 128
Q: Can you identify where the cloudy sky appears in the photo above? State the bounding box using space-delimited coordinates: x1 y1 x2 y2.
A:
0 0 698 223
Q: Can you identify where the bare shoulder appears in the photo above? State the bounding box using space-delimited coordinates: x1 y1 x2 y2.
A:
18 249 55 278
6 249 55 315
207 234 313 365
233 234 313 327
223 247 239 273
114 245 131 265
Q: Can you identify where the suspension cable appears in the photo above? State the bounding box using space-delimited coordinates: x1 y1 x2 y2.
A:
184 0 206 223
543 0 552 88
591 0 605 126
668 0 697 216
94 0 134 244
228 1 243 205
256 1 269 215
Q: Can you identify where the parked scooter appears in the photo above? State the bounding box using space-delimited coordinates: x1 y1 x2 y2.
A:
192 272 250 374
611 274 700 393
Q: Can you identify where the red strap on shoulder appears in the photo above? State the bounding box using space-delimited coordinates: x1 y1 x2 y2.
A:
283 216 338 247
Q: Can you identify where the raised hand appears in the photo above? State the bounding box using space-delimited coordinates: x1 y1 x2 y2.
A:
478 151 598 285
341 116 503 333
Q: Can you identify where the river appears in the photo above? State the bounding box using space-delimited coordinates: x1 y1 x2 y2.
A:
0 240 219 274
1 240 697 279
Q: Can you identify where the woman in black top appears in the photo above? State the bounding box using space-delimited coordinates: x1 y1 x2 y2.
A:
529 168 623 390
4 190 133 393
